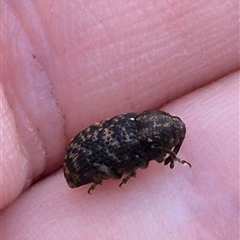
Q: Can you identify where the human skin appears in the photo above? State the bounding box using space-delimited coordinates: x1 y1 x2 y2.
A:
1 0 239 239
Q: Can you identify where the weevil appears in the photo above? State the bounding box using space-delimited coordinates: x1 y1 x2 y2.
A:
63 110 191 194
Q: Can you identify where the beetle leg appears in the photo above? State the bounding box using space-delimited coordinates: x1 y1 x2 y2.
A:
163 140 184 167
151 144 191 168
119 171 136 187
175 158 191 168
162 147 191 168
88 182 99 194
87 163 122 194
87 174 103 194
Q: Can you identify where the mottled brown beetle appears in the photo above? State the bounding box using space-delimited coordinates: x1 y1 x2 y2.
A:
63 110 191 194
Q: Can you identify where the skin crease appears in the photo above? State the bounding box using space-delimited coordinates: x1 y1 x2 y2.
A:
1 0 239 239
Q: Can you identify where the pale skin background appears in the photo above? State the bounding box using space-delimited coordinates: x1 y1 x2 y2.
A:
1 0 239 239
